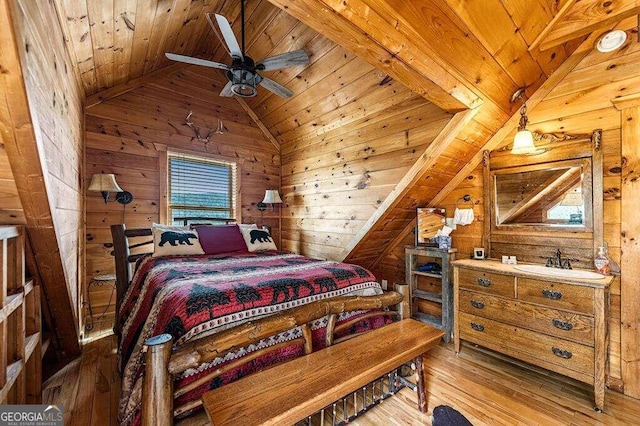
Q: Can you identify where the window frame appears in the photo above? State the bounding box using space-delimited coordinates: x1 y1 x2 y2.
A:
159 147 242 225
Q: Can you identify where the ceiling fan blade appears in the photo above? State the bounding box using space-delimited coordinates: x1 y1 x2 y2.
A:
206 13 230 57
215 14 243 60
165 53 228 70
220 81 234 97
257 50 310 71
259 76 294 98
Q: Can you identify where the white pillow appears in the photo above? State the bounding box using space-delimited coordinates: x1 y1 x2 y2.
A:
240 226 277 252
238 223 258 231
152 224 204 257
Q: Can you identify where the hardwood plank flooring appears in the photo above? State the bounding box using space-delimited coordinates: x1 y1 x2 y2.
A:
43 320 640 425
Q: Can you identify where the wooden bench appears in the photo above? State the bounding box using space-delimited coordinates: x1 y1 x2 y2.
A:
202 319 444 426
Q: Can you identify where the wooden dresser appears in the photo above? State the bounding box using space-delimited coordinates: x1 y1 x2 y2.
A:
453 259 612 411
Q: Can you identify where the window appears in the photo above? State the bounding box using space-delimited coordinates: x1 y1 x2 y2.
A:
168 152 238 226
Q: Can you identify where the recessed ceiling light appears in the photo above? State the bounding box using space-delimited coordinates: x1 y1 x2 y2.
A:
596 30 627 53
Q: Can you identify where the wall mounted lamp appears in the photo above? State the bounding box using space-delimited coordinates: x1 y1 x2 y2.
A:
88 173 133 204
260 189 282 211
510 88 537 155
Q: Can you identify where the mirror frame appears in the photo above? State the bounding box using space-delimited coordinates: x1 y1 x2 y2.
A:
483 129 603 259
491 157 593 232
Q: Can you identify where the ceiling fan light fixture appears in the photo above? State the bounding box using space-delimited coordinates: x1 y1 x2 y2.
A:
228 58 258 97
596 30 627 53
166 5 308 99
231 80 257 97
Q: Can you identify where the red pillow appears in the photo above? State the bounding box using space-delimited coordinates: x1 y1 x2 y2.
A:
193 224 248 255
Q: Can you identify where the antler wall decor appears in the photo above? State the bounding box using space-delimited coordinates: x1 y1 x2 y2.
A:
185 111 214 145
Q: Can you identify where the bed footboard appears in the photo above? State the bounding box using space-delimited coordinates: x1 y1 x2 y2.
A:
142 292 403 425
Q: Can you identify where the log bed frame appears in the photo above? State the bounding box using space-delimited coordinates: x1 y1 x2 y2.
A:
109 224 406 425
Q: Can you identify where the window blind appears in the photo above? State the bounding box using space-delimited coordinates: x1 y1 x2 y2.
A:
168 153 237 224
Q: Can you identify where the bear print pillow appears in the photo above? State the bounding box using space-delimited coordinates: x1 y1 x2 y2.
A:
240 226 277 252
152 224 205 257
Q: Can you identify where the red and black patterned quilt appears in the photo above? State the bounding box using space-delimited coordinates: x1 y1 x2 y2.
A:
117 251 389 425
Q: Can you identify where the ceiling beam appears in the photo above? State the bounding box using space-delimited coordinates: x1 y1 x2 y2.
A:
538 1 640 51
528 0 577 52
265 0 477 113
0 0 80 357
85 62 188 109
367 28 600 272
337 106 480 261
235 97 281 151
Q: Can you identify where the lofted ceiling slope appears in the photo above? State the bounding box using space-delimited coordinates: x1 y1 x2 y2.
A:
57 0 640 264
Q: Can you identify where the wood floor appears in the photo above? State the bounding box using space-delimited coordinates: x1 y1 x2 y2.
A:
43 320 640 425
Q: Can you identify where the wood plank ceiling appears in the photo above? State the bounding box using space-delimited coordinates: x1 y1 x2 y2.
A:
56 0 640 265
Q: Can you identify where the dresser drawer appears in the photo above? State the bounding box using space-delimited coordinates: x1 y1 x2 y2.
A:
517 278 594 314
459 290 594 345
457 268 514 298
458 312 594 377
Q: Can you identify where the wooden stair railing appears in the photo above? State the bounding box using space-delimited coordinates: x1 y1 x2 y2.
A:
0 226 42 403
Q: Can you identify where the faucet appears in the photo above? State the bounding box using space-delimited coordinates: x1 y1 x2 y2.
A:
555 249 562 268
542 249 578 269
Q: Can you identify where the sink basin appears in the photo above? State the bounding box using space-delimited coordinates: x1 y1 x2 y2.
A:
513 264 605 280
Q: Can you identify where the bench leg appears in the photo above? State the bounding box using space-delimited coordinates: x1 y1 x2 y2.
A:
414 354 427 413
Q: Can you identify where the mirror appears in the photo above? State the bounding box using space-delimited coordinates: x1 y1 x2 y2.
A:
416 208 446 245
493 158 592 229
484 129 602 263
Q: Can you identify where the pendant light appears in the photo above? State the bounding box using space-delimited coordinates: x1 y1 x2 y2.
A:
510 88 537 155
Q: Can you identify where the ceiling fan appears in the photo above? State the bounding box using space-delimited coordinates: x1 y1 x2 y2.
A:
165 2 309 98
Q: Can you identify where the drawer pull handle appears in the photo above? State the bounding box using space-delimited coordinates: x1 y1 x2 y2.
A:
470 300 485 309
470 322 485 332
542 289 563 300
552 319 574 331
477 277 492 287
552 347 573 359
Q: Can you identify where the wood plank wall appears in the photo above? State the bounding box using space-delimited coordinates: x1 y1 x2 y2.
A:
273 68 452 260
370 166 484 284
84 66 280 324
0 145 24 225
373 34 640 389
520 35 638 389
5 0 85 334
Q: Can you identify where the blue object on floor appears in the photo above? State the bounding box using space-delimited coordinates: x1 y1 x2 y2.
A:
432 405 473 426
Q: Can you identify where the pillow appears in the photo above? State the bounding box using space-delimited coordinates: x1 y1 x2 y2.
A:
240 226 277 252
193 224 248 255
238 223 258 231
152 224 204 257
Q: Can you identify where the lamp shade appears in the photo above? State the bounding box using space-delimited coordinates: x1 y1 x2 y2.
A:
511 130 536 155
88 174 123 193
262 189 283 204
229 68 258 97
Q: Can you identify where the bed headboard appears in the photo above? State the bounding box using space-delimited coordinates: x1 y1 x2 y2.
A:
110 224 153 316
110 218 237 316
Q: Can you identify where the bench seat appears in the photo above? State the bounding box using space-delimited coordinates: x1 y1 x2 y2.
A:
202 319 444 426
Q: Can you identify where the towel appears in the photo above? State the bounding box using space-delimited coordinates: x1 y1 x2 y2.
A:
435 225 453 237
453 208 474 225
